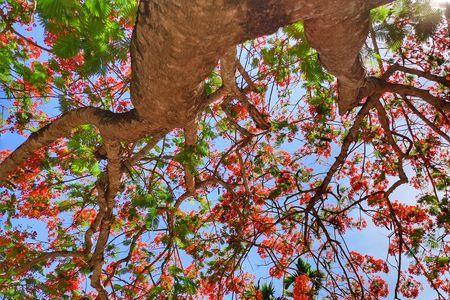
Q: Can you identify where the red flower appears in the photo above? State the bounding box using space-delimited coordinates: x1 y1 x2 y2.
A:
369 277 388 298
293 274 311 300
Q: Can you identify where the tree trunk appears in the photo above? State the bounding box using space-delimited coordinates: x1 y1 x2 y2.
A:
130 0 377 128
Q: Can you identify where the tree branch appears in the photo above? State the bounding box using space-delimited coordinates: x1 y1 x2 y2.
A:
0 251 85 280
88 142 123 299
221 48 271 130
0 108 142 183
402 97 450 144
302 97 377 242
389 64 450 89
184 120 198 194
360 77 450 112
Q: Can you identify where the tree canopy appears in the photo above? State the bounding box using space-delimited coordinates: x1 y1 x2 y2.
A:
0 0 449 299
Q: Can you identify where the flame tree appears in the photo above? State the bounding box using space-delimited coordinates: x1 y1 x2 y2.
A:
0 0 449 299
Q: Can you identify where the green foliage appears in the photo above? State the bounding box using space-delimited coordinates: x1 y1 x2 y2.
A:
173 213 200 249
259 282 276 300
67 125 102 176
37 0 80 21
174 140 209 173
308 89 334 121
424 256 450 279
418 194 450 226
168 265 198 297
36 0 137 75
371 0 443 51
52 34 81 59
283 21 330 86
204 71 223 95
370 6 392 23
130 185 171 229
283 22 305 40
0 194 16 229
409 228 424 253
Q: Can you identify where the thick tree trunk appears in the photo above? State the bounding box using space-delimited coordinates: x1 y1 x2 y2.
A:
130 0 376 128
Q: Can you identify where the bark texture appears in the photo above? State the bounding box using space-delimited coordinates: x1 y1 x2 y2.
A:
130 0 376 125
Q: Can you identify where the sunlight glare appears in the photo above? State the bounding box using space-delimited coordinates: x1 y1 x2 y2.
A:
430 0 450 9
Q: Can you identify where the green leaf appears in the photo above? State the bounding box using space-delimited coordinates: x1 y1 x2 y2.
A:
370 6 391 23
37 0 79 20
90 162 101 177
89 0 112 18
52 34 81 59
